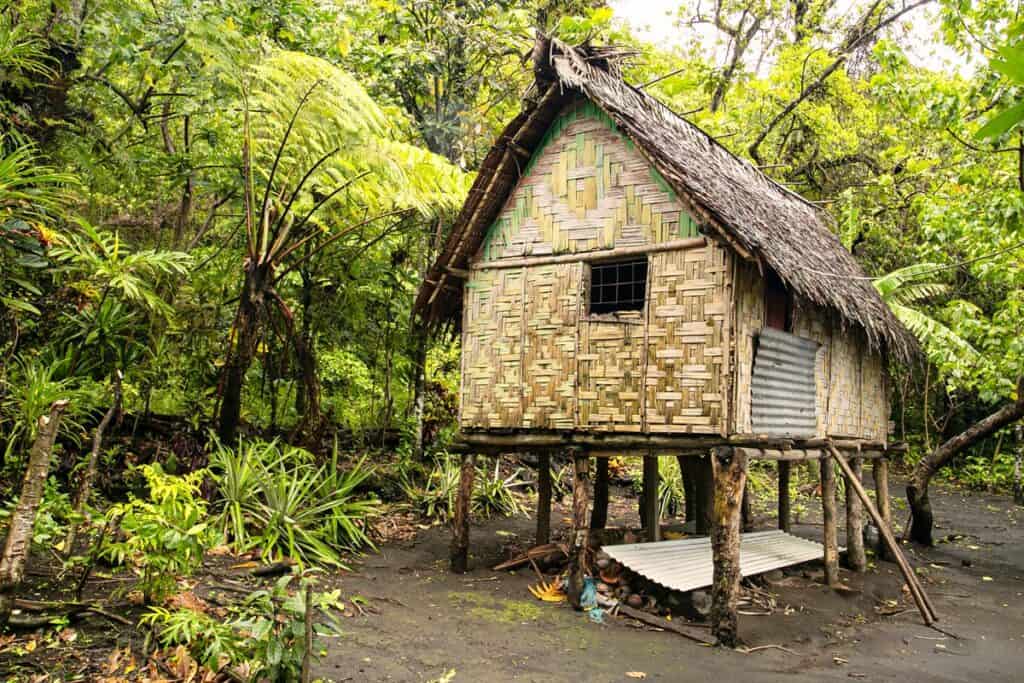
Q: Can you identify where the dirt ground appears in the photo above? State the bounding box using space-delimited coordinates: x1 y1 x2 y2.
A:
317 478 1024 683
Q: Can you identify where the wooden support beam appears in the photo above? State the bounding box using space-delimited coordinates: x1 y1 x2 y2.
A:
820 453 839 587
677 455 696 524
567 451 590 610
471 236 707 271
872 457 891 560
778 460 791 533
450 453 476 574
710 446 747 647
591 457 609 530
695 455 714 535
536 453 552 545
642 456 660 541
845 456 867 572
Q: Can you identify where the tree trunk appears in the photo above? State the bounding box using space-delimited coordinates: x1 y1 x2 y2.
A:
907 378 1024 546
642 456 660 541
844 457 866 572
820 454 839 587
536 453 552 545
64 373 121 555
777 460 791 532
0 400 69 625
217 267 267 444
567 452 590 609
410 326 429 460
710 446 746 647
678 455 696 523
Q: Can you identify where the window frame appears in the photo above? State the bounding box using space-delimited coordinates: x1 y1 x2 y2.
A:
586 256 649 316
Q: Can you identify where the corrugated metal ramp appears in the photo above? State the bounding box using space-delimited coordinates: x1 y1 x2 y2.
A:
604 530 823 593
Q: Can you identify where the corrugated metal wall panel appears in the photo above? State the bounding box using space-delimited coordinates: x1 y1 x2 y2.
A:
751 328 819 437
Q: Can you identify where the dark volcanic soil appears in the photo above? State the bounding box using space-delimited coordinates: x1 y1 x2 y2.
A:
317 479 1024 682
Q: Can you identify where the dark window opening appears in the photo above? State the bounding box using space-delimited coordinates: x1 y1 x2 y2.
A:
764 270 791 331
589 258 648 314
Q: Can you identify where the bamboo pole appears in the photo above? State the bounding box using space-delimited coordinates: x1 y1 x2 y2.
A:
826 444 937 625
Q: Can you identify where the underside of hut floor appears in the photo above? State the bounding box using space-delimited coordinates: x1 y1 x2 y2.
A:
318 476 1023 682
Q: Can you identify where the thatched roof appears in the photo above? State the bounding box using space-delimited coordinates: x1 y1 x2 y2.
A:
415 40 915 361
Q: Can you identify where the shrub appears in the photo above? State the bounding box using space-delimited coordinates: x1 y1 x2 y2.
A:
210 439 378 568
103 464 220 601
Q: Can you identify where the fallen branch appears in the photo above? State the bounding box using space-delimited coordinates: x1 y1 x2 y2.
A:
615 604 714 645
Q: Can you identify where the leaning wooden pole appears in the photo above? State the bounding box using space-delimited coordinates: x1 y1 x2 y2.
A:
567 451 590 609
0 400 69 625
450 453 476 573
827 444 937 625
872 457 892 560
536 452 552 545
710 446 747 647
819 451 840 587
844 456 867 572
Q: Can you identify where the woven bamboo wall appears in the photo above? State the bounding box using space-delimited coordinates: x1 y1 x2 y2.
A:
732 262 765 434
645 246 729 434
459 268 524 428
578 317 644 431
522 263 580 429
475 101 701 263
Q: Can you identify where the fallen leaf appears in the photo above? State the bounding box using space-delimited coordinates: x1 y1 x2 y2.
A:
982 576 994 582
626 672 647 679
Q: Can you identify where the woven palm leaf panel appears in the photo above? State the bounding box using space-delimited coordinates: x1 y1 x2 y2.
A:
578 314 645 431
477 101 700 263
459 268 524 428
859 350 889 440
827 323 864 437
645 244 730 434
731 262 765 434
522 263 580 429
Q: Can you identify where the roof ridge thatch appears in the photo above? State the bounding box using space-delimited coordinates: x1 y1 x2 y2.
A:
416 38 916 361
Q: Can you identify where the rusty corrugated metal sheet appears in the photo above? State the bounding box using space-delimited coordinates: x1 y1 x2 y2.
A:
603 530 824 594
750 328 819 437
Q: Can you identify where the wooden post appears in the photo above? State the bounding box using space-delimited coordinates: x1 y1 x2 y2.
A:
677 455 696 523
642 455 660 541
820 453 839 587
844 456 866 572
872 457 891 559
450 453 476 574
591 457 609 530
741 487 754 532
536 452 552 545
777 460 791 532
567 451 590 609
695 455 714 535
710 446 747 647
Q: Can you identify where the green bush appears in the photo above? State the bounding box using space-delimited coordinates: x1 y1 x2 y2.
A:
401 452 524 522
210 439 379 568
103 464 220 601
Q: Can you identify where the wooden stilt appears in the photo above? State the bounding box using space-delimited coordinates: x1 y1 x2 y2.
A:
695 455 714 535
845 456 866 572
710 446 747 647
536 452 552 545
642 456 660 541
450 453 476 574
777 460 791 532
872 457 891 559
567 451 590 609
678 455 696 524
741 487 754 532
820 453 839 587
590 457 609 530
